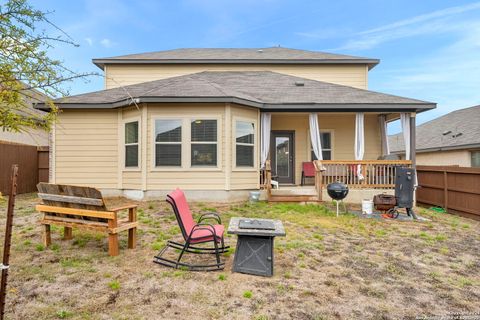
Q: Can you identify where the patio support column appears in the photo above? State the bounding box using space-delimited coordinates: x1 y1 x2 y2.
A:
410 113 416 168
378 114 390 156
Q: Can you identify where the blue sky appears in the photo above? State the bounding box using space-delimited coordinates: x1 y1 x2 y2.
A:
37 0 480 133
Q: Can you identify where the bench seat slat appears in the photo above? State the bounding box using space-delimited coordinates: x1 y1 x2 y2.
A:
40 219 108 232
37 193 104 206
36 205 114 220
42 215 109 228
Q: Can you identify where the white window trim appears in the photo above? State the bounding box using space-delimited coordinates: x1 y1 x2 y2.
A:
189 117 222 170
233 116 258 171
122 116 141 171
151 117 184 170
309 129 334 160
150 115 222 172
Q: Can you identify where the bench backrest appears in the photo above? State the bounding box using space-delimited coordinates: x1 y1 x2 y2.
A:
37 183 108 222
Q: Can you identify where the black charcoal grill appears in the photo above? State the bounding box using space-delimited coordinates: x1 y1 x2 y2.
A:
327 182 349 217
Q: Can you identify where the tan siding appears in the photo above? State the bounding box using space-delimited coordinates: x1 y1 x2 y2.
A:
105 64 368 89
146 103 226 190
414 150 471 167
271 113 382 185
230 105 260 190
55 109 118 188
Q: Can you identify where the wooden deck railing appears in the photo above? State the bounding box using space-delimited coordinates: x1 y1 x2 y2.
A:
313 160 323 200
318 160 412 188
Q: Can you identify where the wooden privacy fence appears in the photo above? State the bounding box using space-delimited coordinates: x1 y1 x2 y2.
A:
416 165 480 220
0 142 49 195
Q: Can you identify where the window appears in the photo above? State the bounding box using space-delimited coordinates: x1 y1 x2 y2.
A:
471 151 480 167
155 119 182 166
191 119 217 166
124 121 139 167
236 121 255 167
311 132 332 160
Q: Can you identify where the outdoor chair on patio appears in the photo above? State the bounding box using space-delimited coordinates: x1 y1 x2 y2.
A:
301 162 315 185
153 189 229 271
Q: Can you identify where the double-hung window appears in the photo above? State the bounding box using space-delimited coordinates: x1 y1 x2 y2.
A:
191 119 217 166
311 132 332 160
235 121 255 167
155 119 182 166
124 121 139 168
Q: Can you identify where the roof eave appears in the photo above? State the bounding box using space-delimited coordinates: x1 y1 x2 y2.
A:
35 99 435 113
92 58 380 71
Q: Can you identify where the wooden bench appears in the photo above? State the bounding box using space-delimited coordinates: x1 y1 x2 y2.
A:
36 183 138 256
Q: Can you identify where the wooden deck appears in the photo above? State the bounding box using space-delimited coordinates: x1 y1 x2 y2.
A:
262 160 412 202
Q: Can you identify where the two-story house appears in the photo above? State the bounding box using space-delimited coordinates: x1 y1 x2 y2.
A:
37 47 435 201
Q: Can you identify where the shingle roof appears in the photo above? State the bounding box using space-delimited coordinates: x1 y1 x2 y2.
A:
36 71 435 112
92 47 379 70
389 105 480 153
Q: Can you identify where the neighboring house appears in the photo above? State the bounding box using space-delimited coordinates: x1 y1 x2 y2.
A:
389 105 480 167
36 47 435 201
0 84 49 147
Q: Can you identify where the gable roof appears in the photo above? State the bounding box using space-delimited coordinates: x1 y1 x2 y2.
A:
389 105 480 153
92 47 379 70
35 71 435 113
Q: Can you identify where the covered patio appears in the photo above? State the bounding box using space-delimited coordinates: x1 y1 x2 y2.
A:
259 111 419 202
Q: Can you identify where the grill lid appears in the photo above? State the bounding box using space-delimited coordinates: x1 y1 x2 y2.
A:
327 181 349 200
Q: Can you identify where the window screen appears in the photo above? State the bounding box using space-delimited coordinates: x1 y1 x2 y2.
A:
191 120 217 166
125 121 139 167
311 132 332 160
155 119 182 166
236 121 254 167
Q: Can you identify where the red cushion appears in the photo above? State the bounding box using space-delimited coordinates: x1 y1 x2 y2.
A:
302 162 315 177
190 224 224 243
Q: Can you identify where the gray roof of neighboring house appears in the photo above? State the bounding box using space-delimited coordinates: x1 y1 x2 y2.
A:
92 47 380 70
35 71 435 113
389 105 480 153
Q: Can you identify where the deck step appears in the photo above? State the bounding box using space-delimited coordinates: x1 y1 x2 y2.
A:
268 195 321 202
271 188 317 196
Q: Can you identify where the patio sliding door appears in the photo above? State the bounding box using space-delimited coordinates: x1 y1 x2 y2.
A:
270 131 295 184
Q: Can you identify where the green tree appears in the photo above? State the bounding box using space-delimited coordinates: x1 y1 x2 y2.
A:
0 0 90 132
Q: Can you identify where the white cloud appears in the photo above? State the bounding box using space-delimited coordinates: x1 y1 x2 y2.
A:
100 38 115 48
334 2 480 51
84 37 93 46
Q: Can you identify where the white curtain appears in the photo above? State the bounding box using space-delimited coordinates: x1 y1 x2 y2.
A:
379 115 390 155
309 113 322 160
260 113 271 168
355 113 365 180
400 113 411 160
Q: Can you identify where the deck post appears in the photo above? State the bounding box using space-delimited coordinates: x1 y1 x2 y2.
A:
410 113 416 168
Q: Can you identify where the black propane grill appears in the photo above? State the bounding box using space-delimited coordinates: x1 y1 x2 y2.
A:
327 182 349 217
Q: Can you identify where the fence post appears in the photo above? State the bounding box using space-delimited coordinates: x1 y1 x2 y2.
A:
443 169 448 212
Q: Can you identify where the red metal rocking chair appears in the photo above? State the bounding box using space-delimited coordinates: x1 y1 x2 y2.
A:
153 189 229 271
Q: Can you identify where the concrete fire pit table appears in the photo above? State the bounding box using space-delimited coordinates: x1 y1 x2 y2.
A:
227 217 286 277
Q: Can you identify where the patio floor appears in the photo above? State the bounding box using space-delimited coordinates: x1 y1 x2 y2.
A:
1 194 479 319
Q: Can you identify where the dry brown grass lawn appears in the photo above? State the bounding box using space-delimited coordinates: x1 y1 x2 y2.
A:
0 194 479 320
